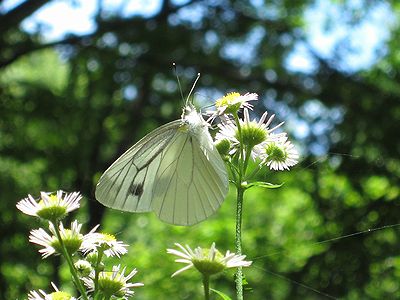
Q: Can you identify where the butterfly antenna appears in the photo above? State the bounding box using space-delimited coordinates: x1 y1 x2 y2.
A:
186 72 200 106
173 63 185 104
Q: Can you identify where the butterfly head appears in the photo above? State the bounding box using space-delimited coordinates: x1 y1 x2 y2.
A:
179 104 209 133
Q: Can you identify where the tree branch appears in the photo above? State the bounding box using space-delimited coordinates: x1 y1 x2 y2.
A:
0 0 51 33
0 34 93 69
0 0 197 69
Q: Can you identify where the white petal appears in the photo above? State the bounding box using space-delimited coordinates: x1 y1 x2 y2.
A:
171 264 194 277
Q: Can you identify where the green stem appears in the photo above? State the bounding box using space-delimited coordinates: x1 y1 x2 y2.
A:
94 292 104 300
228 161 239 183
52 222 89 300
233 112 248 300
242 146 252 179
234 114 245 175
235 187 245 300
93 250 104 299
203 275 210 300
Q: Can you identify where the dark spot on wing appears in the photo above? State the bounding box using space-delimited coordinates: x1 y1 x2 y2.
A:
129 183 144 196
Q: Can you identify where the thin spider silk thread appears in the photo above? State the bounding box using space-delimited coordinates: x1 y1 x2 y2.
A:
248 223 400 299
252 223 400 261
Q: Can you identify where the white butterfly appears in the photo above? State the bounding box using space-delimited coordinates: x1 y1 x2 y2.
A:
95 102 229 225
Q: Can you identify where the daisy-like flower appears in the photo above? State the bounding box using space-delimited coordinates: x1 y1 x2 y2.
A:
29 220 84 258
167 242 252 277
254 137 299 170
83 265 143 298
28 282 76 300
81 231 128 258
17 191 81 221
214 92 258 115
215 118 240 149
215 108 285 156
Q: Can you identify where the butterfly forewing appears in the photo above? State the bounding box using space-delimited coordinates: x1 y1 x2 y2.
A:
95 120 181 212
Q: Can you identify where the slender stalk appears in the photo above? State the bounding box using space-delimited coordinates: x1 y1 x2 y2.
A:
94 292 106 300
228 160 239 184
233 113 247 300
52 222 89 300
93 250 104 299
242 146 252 178
202 275 210 300
234 114 245 175
235 187 245 300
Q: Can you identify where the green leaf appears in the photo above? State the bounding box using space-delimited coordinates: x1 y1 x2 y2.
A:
245 181 283 189
242 276 253 292
210 288 232 300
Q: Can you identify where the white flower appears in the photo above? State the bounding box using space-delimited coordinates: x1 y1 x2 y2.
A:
215 108 285 155
29 228 56 258
167 242 252 277
28 282 76 300
81 231 128 258
29 221 84 258
254 137 299 170
214 92 258 115
215 118 239 148
83 265 143 298
17 191 81 221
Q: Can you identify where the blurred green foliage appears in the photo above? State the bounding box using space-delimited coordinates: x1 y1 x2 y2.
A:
1 0 400 299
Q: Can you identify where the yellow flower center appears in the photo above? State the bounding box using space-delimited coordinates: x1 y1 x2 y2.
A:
215 92 241 108
100 233 116 242
50 291 73 300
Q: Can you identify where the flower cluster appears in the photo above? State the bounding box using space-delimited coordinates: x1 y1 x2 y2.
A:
210 91 297 298
212 92 298 171
17 191 143 299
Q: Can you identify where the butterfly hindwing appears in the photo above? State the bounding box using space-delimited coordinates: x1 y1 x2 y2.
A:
152 126 229 225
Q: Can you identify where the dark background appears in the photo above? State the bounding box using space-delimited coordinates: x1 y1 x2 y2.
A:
1 0 400 299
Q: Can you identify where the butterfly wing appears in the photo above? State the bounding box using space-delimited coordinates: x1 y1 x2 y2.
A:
151 126 229 225
96 108 229 226
95 120 181 212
